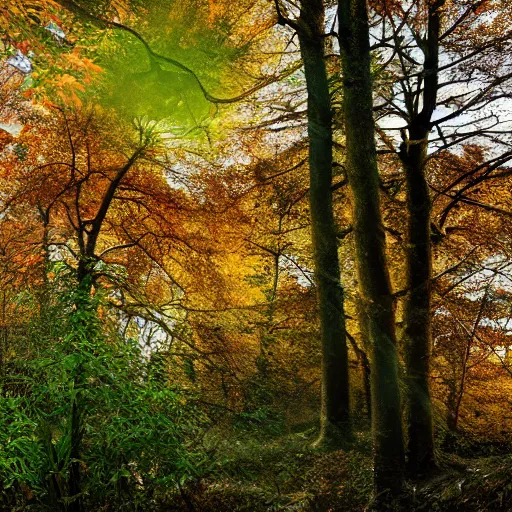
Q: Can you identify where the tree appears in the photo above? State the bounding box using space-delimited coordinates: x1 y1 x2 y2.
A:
1 105 159 511
396 0 445 475
275 0 352 447
338 0 405 498
371 0 512 474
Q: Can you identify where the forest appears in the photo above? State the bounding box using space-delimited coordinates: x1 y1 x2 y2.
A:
0 0 511 510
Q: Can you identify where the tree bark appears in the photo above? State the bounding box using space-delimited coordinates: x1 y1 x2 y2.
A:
293 0 352 447
399 0 445 475
338 0 405 497
400 127 435 475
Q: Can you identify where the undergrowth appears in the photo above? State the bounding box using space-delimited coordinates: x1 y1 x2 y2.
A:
167 421 512 512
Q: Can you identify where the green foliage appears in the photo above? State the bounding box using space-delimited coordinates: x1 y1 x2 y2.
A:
232 407 286 438
101 44 212 128
0 275 209 510
0 397 43 491
87 0 252 129
172 428 375 511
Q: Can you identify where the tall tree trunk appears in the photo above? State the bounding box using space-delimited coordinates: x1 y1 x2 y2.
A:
355 295 372 422
294 0 351 447
399 0 445 475
338 0 405 497
400 127 435 475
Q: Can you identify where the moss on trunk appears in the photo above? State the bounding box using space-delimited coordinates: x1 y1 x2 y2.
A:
296 0 351 448
338 0 405 497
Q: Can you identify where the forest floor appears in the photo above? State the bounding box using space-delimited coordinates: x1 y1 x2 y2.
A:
169 425 512 511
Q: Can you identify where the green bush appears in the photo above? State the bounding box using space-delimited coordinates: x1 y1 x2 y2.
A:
0 277 210 510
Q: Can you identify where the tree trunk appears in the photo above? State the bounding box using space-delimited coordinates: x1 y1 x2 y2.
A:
400 127 435 475
399 0 445 475
355 295 372 422
338 0 405 497
296 0 351 447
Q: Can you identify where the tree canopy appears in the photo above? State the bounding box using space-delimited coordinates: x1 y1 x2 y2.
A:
0 1 512 510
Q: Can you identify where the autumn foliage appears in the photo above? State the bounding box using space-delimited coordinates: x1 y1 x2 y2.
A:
0 0 511 511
